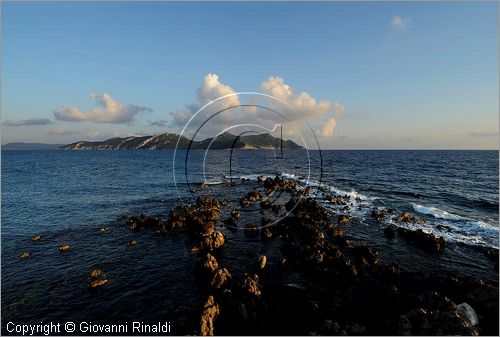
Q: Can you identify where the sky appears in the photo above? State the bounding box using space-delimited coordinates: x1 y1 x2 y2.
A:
1 1 498 149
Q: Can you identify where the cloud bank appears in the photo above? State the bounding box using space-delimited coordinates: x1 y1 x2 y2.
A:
48 128 78 136
53 93 152 124
4 118 52 126
170 73 341 138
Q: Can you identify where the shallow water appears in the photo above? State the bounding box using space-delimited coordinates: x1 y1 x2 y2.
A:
1 149 498 331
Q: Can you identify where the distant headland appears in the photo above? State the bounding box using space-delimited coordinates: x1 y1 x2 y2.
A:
2 133 302 151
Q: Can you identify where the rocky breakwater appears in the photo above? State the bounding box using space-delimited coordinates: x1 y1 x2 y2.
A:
122 176 498 336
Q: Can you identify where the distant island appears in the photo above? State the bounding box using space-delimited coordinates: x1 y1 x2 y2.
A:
2 133 302 151
1 142 64 151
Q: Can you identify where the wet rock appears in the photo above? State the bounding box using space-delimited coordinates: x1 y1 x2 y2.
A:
372 208 393 221
230 209 240 220
198 231 226 251
257 175 265 183
338 215 349 225
244 223 259 237
20 251 30 260
201 222 215 236
397 307 478 335
88 279 108 288
90 268 103 277
200 295 219 336
264 177 276 189
330 226 345 238
240 191 263 206
241 273 262 297
457 303 479 326
129 239 138 246
31 235 41 241
166 195 222 232
59 243 70 252
395 211 426 224
261 228 273 239
260 200 271 209
203 253 219 272
213 232 225 249
200 182 209 190
352 245 380 266
258 255 267 270
210 268 231 288
128 214 166 233
397 228 445 253
384 226 396 238
387 262 400 275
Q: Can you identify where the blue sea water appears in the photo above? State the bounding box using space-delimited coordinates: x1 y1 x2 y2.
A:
1 149 498 330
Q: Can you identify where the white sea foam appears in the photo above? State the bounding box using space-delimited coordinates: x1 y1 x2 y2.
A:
412 203 464 221
224 172 499 249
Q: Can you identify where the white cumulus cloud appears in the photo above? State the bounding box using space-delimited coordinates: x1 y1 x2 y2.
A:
169 74 341 139
53 93 152 124
390 15 410 29
317 118 337 137
171 73 240 126
260 76 331 120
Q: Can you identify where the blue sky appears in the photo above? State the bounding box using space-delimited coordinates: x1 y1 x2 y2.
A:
1 1 498 149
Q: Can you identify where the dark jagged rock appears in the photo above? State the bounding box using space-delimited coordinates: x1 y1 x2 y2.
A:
200 295 219 336
384 225 396 238
241 273 262 297
240 191 264 207
330 226 345 239
203 253 219 272
397 307 478 335
230 209 240 220
338 215 349 225
397 227 445 253
372 208 393 221
127 214 166 233
210 268 231 288
261 228 273 239
352 245 380 267
87 268 108 289
59 243 70 252
257 255 267 270
395 211 426 224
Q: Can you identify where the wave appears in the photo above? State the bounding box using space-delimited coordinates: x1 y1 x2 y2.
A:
412 203 464 221
218 171 498 249
223 174 275 181
280 172 376 201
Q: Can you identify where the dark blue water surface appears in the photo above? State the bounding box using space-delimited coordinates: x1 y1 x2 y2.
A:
1 150 498 330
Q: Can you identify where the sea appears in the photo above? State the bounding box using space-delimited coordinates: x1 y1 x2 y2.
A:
1 149 498 333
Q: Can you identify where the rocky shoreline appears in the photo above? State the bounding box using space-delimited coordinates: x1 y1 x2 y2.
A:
123 176 498 336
